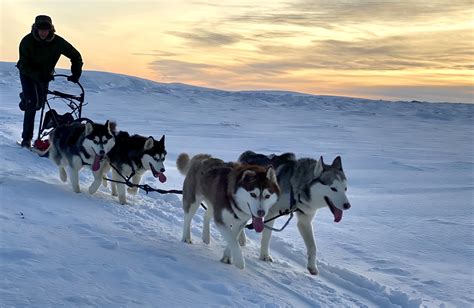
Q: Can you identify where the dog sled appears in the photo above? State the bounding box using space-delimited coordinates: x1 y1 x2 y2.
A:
28 74 91 151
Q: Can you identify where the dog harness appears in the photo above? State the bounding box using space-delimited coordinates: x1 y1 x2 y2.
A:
229 195 245 220
78 145 92 166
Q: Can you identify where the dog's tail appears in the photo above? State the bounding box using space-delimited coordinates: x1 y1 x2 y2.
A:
176 153 190 175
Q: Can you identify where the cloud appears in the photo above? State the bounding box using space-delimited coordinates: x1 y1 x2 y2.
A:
292 0 471 21
251 30 304 40
161 1 472 74
132 51 179 57
149 59 221 80
247 27 474 72
146 23 473 98
226 0 472 28
143 0 473 103
167 30 243 47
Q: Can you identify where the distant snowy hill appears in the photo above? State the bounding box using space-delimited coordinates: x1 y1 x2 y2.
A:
0 61 472 307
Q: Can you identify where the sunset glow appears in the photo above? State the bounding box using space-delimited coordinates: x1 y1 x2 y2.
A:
1 0 473 102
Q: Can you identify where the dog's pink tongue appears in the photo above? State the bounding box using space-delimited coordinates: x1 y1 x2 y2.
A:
252 217 264 233
157 172 167 183
150 164 167 183
92 154 101 171
334 208 343 223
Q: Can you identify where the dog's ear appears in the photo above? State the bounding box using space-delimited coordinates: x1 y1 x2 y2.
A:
85 122 93 136
331 156 343 171
144 137 154 150
265 166 277 183
108 121 117 134
314 157 324 178
241 170 256 182
158 135 165 145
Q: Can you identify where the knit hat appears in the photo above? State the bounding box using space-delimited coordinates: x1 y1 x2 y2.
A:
34 15 53 30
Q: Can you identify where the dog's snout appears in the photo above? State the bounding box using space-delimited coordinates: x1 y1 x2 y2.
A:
343 203 351 210
99 150 105 156
257 209 265 217
160 168 165 173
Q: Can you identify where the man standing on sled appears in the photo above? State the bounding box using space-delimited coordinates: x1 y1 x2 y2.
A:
17 15 83 148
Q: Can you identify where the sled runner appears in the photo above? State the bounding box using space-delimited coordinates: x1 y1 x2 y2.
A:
24 74 91 151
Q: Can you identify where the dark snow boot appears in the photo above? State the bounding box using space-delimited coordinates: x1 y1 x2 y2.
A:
20 139 31 148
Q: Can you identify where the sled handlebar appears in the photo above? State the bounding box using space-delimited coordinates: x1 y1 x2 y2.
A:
48 74 86 118
51 74 85 100
48 90 84 102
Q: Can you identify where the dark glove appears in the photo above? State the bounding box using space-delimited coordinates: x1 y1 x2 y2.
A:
19 92 26 111
67 75 80 83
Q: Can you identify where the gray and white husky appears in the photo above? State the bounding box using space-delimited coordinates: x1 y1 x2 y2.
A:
47 120 116 194
238 150 351 275
177 153 280 270
104 131 167 204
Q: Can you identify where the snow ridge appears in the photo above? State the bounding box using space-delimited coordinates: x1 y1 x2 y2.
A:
1 61 472 307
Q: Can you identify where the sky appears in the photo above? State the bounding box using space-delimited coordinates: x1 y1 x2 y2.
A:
1 0 473 103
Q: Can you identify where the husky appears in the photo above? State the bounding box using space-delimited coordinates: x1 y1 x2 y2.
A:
104 131 167 204
42 109 74 130
238 150 351 275
177 153 280 270
47 120 116 194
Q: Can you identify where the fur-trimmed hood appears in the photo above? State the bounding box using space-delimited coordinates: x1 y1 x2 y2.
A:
31 24 56 42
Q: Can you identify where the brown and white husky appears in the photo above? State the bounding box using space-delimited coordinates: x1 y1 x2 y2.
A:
177 153 280 270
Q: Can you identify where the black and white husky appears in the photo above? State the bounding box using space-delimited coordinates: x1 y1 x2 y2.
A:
177 153 280 270
104 131 167 204
47 120 116 194
238 150 352 275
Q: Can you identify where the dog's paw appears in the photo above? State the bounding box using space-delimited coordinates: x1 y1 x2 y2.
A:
182 237 192 244
234 260 245 269
260 254 274 262
202 235 210 245
308 265 319 275
220 255 231 264
127 187 138 195
88 183 100 194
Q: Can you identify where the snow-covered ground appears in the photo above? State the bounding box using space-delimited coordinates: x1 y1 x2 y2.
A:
0 61 472 307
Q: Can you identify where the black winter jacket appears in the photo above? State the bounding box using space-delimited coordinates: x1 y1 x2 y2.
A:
16 28 83 82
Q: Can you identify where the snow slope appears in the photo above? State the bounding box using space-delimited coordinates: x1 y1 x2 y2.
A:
0 62 473 307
